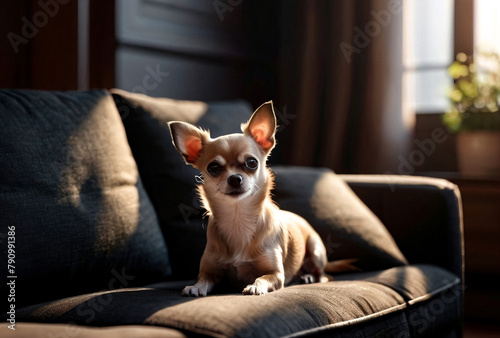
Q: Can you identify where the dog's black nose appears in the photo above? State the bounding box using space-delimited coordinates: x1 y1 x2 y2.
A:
227 174 243 188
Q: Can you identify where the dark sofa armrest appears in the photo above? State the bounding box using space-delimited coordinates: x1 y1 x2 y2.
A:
340 175 464 280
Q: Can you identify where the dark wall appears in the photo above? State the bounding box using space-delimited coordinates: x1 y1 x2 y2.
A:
113 0 280 106
0 0 78 90
1 1 281 104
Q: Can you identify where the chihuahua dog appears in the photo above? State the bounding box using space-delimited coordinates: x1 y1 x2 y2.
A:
168 101 331 296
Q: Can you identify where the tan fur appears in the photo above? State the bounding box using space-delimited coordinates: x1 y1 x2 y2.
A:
168 101 330 296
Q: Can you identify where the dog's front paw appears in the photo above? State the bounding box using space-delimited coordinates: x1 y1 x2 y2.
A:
182 285 208 297
182 277 216 297
243 283 268 296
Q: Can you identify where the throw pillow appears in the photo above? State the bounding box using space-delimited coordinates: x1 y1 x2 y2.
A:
272 166 408 270
0 89 171 307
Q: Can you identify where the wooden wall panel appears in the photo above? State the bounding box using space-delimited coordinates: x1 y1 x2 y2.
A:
89 0 115 89
1 0 78 90
1 0 115 90
114 0 249 101
116 46 245 100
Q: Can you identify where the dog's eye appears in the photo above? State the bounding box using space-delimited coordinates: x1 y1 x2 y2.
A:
245 157 258 170
207 162 221 176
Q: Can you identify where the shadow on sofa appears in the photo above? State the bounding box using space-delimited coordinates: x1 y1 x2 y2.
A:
0 89 463 337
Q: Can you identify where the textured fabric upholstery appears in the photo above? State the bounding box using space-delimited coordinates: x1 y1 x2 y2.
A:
0 89 170 307
2 323 187 338
16 264 460 337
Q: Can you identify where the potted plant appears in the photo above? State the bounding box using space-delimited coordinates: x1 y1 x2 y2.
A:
443 52 500 175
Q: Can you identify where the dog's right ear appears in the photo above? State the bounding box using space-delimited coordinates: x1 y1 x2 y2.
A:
168 121 208 165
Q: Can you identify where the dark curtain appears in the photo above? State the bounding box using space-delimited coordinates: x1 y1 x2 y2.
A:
275 0 414 174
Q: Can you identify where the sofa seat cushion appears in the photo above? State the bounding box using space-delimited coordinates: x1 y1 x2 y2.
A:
16 264 461 337
3 323 187 338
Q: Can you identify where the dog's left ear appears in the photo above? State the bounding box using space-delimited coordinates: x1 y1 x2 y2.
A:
242 101 277 154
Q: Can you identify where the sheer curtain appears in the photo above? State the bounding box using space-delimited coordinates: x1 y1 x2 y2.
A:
276 0 414 174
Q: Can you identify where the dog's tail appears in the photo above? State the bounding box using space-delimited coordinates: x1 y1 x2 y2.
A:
324 258 360 274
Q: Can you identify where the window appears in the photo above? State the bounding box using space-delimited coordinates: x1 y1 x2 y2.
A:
474 0 500 79
403 0 455 114
475 0 500 56
404 0 500 115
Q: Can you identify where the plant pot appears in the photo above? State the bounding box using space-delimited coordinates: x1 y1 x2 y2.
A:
456 131 500 175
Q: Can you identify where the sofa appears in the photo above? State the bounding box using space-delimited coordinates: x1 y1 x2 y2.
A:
0 89 464 337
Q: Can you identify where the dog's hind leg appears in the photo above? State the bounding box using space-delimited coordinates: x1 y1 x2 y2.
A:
300 233 329 283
